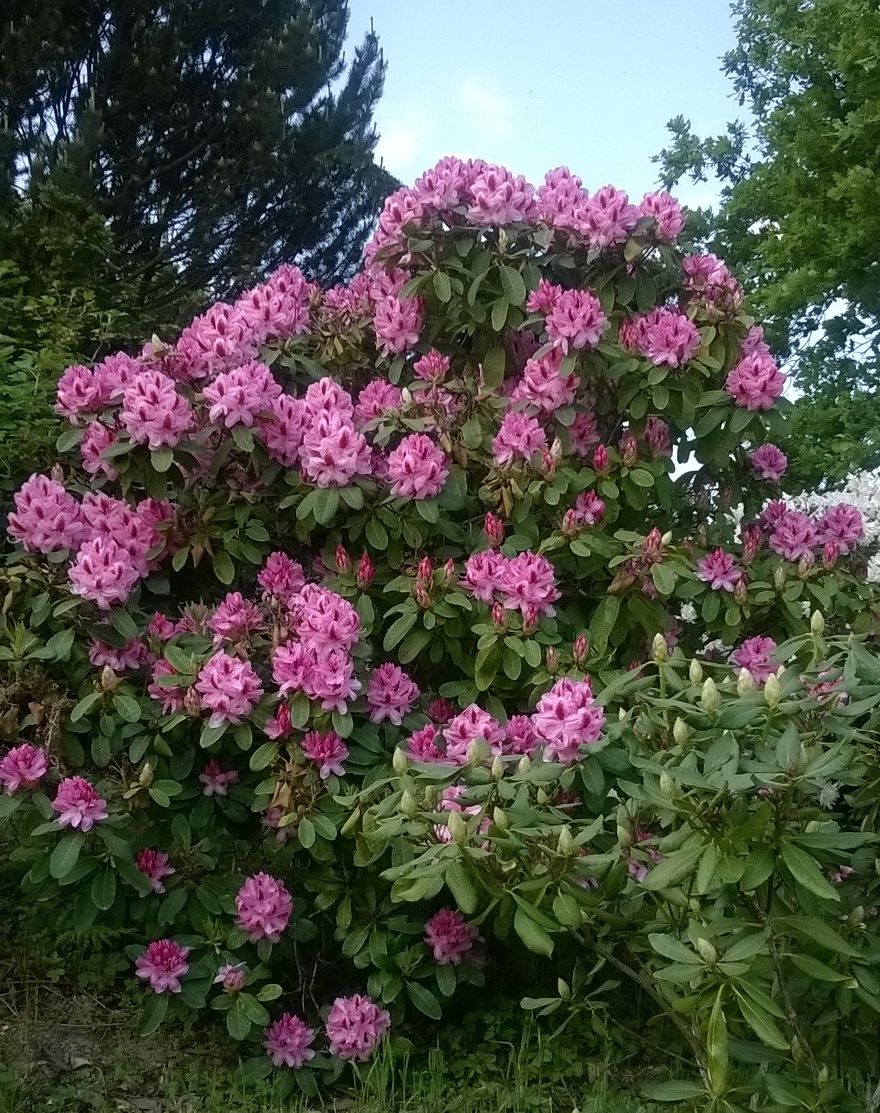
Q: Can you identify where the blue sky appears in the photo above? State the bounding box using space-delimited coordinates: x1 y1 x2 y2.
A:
347 0 738 208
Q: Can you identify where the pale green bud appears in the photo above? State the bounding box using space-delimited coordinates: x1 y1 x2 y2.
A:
447 809 467 842
557 978 571 1000
661 531 673 546
700 677 720 713
673 717 689 746
392 748 408 775
695 938 717 964
617 823 632 849
810 610 825 637
517 755 532 775
689 659 703 684
737 667 755 696
764 673 781 708
493 806 508 830
537 788 549 805
774 564 786 591
490 756 504 780
618 707 626 721
659 771 675 800
467 738 489 765
557 825 575 855
651 633 668 664
400 790 417 817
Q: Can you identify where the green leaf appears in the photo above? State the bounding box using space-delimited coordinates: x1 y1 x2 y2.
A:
137 992 169 1036
151 446 174 472
249 741 278 772
499 264 526 306
240 993 270 1026
365 517 388 549
589 596 620 657
482 345 506 388
70 690 101 723
734 992 789 1051
383 611 418 651
91 866 116 911
790 954 848 982
780 842 840 902
49 833 85 879
436 963 457 998
445 859 478 914
298 818 315 849
433 271 452 302
212 551 235 585
226 999 252 1040
774 916 862 958
113 693 142 723
629 468 654 488
642 1081 706 1102
640 843 704 891
407 981 442 1020
513 906 554 957
706 989 728 1094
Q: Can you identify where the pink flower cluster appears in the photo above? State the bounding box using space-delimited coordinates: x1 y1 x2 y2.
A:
750 444 788 482
0 743 48 794
301 730 349 778
135 939 190 993
492 412 547 467
136 849 175 894
462 550 560 618
726 353 786 410
622 307 701 369
366 663 420 725
325 994 391 1061
424 908 479 965
696 549 742 592
51 776 108 831
532 677 605 764
235 872 293 942
731 637 778 684
195 651 263 727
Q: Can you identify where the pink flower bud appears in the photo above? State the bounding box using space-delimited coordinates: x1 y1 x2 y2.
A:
572 633 589 665
523 605 539 636
417 556 433 584
491 601 507 630
643 527 663 554
620 431 638 467
545 645 559 673
822 541 839 569
592 445 609 475
733 577 748 605
356 553 375 588
741 524 762 565
798 553 815 577
415 584 432 609
335 545 351 573
426 697 453 724
541 448 556 477
183 686 202 717
443 558 455 584
483 512 505 548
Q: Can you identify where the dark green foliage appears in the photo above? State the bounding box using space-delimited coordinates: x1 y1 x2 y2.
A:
657 0 880 489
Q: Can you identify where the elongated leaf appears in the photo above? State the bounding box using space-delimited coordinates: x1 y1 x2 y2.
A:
138 992 169 1036
640 844 704 891
407 981 442 1019
780 842 840 902
50 833 85 879
513 906 554 957
734 992 789 1051
445 859 478 914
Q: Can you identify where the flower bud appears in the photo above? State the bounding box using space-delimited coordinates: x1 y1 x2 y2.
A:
400 789 418 817
490 756 504 780
822 540 839 569
491 601 507 630
447 809 467 842
733 577 748 605
659 771 675 799
417 556 433 584
742 523 761 565
773 564 787 591
810 610 825 637
392 748 408 775
621 432 638 467
443 558 455 584
335 545 351 573
561 508 580 537
764 673 781 708
644 527 663 554
737 668 755 696
695 938 717 965
415 584 432 609
572 633 589 665
557 825 575 855
537 788 549 805
426 697 453 724
618 707 626 720
617 824 632 849
661 531 673 546
467 738 489 765
541 448 557 477
183 686 202 716
651 633 668 664
356 552 375 588
797 553 814 579
139 761 154 786
493 806 508 830
673 717 689 745
483 512 505 548
100 665 119 693
523 605 539 636
700 677 720 713
592 444 609 475
517 755 532 775
545 645 559 674
689 659 703 684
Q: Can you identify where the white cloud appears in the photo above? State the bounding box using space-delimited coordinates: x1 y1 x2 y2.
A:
455 77 514 143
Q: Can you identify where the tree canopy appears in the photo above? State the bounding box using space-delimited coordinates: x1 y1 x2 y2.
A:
657 0 880 490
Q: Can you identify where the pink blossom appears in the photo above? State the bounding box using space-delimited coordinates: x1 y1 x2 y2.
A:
136 849 175 894
264 703 292 740
68 537 141 609
259 394 308 468
511 349 578 413
412 156 470 212
758 499 789 533
819 503 864 555
503 715 538 756
532 677 604 764
425 908 479 965
202 361 281 427
769 511 819 562
0 743 48 794
208 592 264 645
303 377 355 421
367 663 420 725
52 776 108 831
571 491 605 527
199 760 239 796
235 872 293 942
300 411 372 487
750 444 788 483
264 1013 316 1069
8 474 84 553
55 363 105 421
147 659 186 714
258 552 305 602
355 378 402 427
545 288 608 353
413 349 450 382
272 643 360 713
195 651 263 727
741 325 771 359
174 302 256 380
682 254 743 314
696 549 742 591
644 415 671 457
637 307 700 368
535 167 589 234
406 723 447 762
294 584 360 652
88 637 150 671
301 730 349 778
387 434 448 499
526 278 561 314
581 186 639 248
462 550 508 603
726 354 786 410
214 962 248 993
444 705 504 763
638 190 685 241
467 165 535 225
569 412 601 457
135 939 190 994
80 493 158 576
501 551 560 617
492 412 547 466
93 351 142 401
237 267 311 342
483 513 505 548
731 637 778 684
80 421 119 480
433 784 482 842
325 994 391 1061
373 294 424 356
120 369 193 448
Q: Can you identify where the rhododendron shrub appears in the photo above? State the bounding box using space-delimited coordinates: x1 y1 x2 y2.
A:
3 157 880 1103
